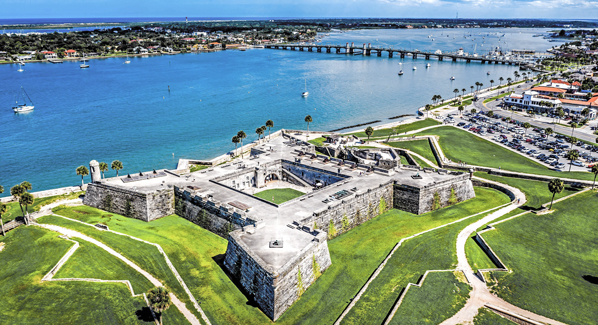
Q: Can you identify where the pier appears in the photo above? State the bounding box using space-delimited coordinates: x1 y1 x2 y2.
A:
265 43 523 65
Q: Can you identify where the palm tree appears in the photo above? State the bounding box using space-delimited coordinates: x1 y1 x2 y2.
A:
386 126 398 142
548 178 564 210
453 88 459 101
592 164 598 189
76 165 89 186
10 184 26 217
487 111 494 118
147 287 171 325
490 79 494 88
475 81 480 92
365 126 374 142
111 160 123 177
0 203 7 236
305 115 313 140
470 86 474 95
523 122 531 135
545 127 553 138
431 95 437 104
570 122 578 137
99 162 108 179
471 108 477 114
20 192 34 225
582 107 590 118
507 78 512 92
479 83 483 92
231 135 240 156
237 131 247 158
458 105 464 117
461 88 466 97
425 104 432 117
566 150 579 172
265 120 274 140
499 77 504 87
255 127 264 143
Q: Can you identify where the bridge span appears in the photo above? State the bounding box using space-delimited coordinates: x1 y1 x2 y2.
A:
265 42 522 65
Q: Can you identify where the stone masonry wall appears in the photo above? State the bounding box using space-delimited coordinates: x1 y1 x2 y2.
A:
302 182 395 237
223 230 332 321
83 183 174 222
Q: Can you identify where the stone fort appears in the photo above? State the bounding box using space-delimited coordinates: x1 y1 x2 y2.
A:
83 130 475 320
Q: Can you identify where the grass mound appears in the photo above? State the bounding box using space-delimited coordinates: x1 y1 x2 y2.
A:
253 188 304 204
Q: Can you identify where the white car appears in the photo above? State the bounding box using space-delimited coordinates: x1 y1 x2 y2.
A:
515 129 525 134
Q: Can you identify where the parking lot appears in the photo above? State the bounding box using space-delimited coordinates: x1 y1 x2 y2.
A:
442 111 596 172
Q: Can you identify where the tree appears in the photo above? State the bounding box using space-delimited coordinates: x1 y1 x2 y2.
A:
231 135 240 156
425 104 432 117
470 85 474 94
545 127 553 137
265 119 274 140
570 122 578 137
475 81 480 92
458 105 464 117
0 185 3 194
479 83 483 92
76 165 89 186
507 77 512 92
448 187 459 205
499 76 504 86
365 126 374 142
471 108 477 114
297 269 305 297
312 254 321 279
237 130 247 158
566 150 579 172
111 160 123 177
10 184 26 218
453 88 459 100
490 79 494 88
20 192 34 225
341 214 350 232
327 219 337 239
592 164 598 189
548 178 564 210
99 162 108 179
522 122 531 135
147 287 171 325
305 115 313 140
255 127 264 143
432 191 441 210
461 88 466 97
386 126 398 142
487 111 494 118
0 203 7 236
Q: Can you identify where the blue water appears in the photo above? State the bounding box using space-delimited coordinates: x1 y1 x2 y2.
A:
0 28 553 195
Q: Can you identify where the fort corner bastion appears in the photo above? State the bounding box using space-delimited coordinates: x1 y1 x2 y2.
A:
82 129 475 320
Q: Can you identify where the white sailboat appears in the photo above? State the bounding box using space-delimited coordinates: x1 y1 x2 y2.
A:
398 70 404 75
413 66 417 70
124 56 130 64
80 59 89 69
426 63 431 68
17 62 24 72
12 87 34 113
302 79 309 97
450 76 455 80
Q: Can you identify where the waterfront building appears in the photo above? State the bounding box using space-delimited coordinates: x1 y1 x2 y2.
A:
505 90 598 118
64 49 78 57
41 51 57 59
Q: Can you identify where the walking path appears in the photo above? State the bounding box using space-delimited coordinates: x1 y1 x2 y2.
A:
38 223 201 325
441 178 567 325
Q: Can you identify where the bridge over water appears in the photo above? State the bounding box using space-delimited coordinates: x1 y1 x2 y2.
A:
265 42 523 65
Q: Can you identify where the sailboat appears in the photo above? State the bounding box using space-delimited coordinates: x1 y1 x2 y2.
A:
426 63 431 68
80 59 89 69
17 62 24 72
302 79 309 97
12 87 34 113
398 70 404 75
124 56 130 64
413 66 417 70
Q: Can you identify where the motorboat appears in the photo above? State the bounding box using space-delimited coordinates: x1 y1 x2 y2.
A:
450 76 455 80
12 87 34 113
487 71 491 75
426 63 431 68
302 79 309 97
398 70 404 75
413 66 417 70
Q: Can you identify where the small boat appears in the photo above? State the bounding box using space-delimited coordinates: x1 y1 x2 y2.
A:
12 87 34 113
124 56 130 64
398 70 404 75
80 59 89 69
487 71 491 75
17 62 24 72
426 63 431 68
413 66 417 70
302 79 309 97
450 76 455 80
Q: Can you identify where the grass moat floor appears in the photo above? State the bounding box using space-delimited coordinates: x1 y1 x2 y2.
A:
252 188 305 204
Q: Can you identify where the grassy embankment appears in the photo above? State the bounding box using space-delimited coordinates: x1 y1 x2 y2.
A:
473 307 515 324
341 189 510 325
386 139 439 166
1 191 83 223
190 165 210 173
0 226 186 324
253 188 304 204
349 119 441 139
483 190 598 325
409 126 595 181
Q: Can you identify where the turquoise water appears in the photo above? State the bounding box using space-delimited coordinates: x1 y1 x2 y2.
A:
0 28 552 195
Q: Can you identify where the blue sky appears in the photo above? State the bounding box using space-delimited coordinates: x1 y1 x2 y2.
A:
1 0 597 20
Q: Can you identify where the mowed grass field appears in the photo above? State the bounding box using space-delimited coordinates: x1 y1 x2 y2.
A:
253 188 304 204
410 126 595 181
387 139 439 166
473 307 515 324
483 190 598 325
1 191 83 223
349 119 441 139
0 226 156 324
278 187 510 325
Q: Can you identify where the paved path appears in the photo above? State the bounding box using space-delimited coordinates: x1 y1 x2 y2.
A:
441 179 567 325
38 223 202 325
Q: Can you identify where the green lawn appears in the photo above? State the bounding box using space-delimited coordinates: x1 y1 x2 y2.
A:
55 238 155 295
190 165 210 173
484 190 598 325
342 197 510 325
474 307 515 324
388 272 471 324
278 187 510 325
0 226 156 324
253 188 304 204
483 91 513 104
349 119 441 139
465 236 498 272
462 99 473 106
1 191 83 223
308 137 326 146
410 126 594 181
412 155 435 168
386 139 439 166
47 206 271 325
